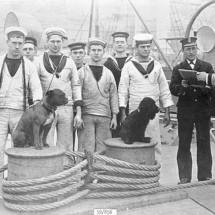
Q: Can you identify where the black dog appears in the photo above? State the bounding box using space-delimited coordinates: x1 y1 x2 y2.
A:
12 89 68 149
120 97 159 144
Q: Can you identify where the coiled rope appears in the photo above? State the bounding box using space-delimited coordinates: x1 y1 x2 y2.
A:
1 150 215 212
85 179 215 198
66 151 161 171
67 151 215 199
2 159 90 211
3 189 90 212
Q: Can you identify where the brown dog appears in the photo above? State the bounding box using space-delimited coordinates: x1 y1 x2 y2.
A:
12 89 68 149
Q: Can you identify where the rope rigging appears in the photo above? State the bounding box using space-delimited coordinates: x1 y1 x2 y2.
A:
74 11 90 40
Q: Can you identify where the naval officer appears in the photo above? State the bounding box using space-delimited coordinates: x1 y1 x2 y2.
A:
170 37 214 184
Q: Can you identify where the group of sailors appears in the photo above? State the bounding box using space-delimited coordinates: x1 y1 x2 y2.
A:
0 25 214 185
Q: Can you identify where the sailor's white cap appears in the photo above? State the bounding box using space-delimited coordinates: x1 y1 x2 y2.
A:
133 33 153 45
5 26 27 38
45 27 68 40
88 37 107 47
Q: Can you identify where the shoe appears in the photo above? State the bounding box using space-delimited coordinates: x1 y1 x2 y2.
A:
178 178 191 185
198 177 211 181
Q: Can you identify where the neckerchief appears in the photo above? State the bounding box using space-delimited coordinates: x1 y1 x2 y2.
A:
109 54 132 71
131 59 154 76
89 65 103 82
43 52 67 74
5 57 21 77
116 57 127 70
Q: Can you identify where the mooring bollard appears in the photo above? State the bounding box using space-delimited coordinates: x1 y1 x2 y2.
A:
104 138 158 179
2 147 89 210
104 137 157 165
5 146 65 181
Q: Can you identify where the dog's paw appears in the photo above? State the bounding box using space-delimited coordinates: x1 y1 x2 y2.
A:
35 142 44 150
13 144 19 148
35 146 44 150
44 143 50 148
24 144 30 148
143 137 151 143
14 143 28 148
123 139 133 145
14 145 22 148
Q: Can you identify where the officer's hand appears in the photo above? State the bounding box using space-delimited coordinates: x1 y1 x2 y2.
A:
181 80 189 88
196 72 207 82
201 85 211 94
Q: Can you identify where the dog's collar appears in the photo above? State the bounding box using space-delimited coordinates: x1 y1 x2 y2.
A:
41 102 56 113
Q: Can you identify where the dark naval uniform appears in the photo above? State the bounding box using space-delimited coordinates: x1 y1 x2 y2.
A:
104 54 132 88
104 54 132 137
170 58 214 182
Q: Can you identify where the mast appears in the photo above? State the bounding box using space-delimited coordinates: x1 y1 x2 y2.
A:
128 0 173 71
95 0 99 37
88 0 94 38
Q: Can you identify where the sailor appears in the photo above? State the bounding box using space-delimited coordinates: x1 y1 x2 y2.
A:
104 32 132 87
78 37 118 160
0 26 42 178
23 36 39 105
170 36 214 184
67 42 86 150
118 33 173 163
68 42 86 70
104 32 132 137
36 27 83 164
23 36 38 63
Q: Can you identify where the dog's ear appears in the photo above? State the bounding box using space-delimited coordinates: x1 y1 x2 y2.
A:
139 100 150 111
46 90 53 96
139 98 157 118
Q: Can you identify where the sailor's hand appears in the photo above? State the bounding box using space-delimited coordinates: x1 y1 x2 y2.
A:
120 112 127 124
74 114 84 129
110 118 117 130
163 112 170 127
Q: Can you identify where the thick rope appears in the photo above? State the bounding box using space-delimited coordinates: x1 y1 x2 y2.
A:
3 189 90 212
3 149 215 212
67 151 161 171
2 160 89 212
2 170 87 194
93 163 160 177
2 159 87 187
87 182 159 190
3 180 84 202
91 173 160 184
85 179 215 198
